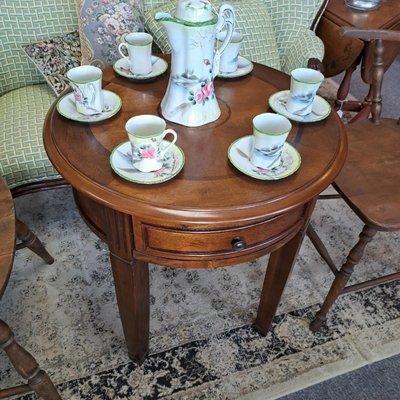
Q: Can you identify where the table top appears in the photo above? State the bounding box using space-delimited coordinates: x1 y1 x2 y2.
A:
0 177 15 299
44 58 347 227
325 0 400 30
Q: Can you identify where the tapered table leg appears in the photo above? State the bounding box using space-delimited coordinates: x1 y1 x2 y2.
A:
104 207 150 363
109 253 149 362
254 200 316 335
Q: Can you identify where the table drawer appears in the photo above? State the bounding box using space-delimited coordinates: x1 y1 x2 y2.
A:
134 206 305 258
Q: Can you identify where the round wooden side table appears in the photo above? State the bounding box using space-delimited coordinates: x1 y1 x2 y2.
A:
43 59 347 362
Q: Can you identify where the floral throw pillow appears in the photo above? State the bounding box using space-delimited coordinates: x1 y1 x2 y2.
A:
76 0 145 68
22 31 81 97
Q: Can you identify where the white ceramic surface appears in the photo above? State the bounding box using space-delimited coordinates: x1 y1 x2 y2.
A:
228 135 301 180
217 30 243 73
113 56 168 81
217 56 253 79
155 0 235 127
269 90 331 123
125 115 177 173
118 32 153 75
110 141 185 184
175 0 214 22
286 68 324 116
250 113 292 169
57 90 121 123
67 65 103 115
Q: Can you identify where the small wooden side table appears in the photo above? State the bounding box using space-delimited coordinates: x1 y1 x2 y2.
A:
317 0 400 119
43 58 347 362
0 177 60 399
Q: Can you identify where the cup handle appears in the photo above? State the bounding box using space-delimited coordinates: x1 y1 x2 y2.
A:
118 43 130 62
160 129 177 157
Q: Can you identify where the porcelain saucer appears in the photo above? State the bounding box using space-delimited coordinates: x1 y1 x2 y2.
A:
217 56 253 79
57 90 122 123
110 141 185 185
269 90 331 123
113 56 168 81
228 135 301 181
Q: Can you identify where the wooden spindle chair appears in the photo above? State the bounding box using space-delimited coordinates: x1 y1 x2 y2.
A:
307 27 400 332
0 177 60 399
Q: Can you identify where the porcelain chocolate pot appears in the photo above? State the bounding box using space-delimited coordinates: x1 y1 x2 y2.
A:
155 0 235 127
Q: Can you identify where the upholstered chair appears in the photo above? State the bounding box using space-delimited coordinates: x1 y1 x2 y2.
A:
261 0 328 73
0 1 79 196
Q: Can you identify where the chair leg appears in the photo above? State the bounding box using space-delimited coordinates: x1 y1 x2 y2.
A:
0 319 61 400
310 225 377 332
15 219 54 265
307 224 338 275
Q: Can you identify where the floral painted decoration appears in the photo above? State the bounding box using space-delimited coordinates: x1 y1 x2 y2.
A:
127 146 177 178
77 0 144 68
22 31 81 96
168 71 215 116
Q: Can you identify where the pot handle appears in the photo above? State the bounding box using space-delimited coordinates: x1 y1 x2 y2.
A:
212 4 235 77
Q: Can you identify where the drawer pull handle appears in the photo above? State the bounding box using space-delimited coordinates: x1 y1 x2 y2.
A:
231 237 246 251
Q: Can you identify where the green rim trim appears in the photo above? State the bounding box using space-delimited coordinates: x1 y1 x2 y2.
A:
253 126 291 137
56 90 122 123
124 39 152 47
217 37 243 44
110 141 185 185
69 77 101 84
290 72 324 85
113 57 168 80
155 14 218 27
228 136 301 181
268 91 331 123
127 130 165 139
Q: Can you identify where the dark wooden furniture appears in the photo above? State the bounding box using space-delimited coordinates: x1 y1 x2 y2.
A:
316 0 400 121
0 177 60 399
43 58 347 362
309 27 400 332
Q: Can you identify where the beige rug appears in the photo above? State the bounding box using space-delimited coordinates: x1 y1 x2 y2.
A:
1 81 399 399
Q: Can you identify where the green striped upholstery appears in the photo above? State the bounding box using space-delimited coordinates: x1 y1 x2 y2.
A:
262 0 324 57
0 0 78 96
0 84 59 188
143 0 169 11
282 29 324 74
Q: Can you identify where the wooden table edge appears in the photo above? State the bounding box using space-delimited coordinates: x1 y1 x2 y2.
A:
43 63 348 226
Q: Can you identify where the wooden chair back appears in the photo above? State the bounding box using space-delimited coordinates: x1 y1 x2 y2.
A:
341 27 400 124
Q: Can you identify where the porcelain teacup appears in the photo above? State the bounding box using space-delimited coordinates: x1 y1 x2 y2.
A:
217 30 243 73
118 32 153 75
67 65 104 115
126 115 177 173
250 113 292 169
286 68 324 116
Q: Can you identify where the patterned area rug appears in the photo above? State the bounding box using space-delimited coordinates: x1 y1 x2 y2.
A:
1 81 399 399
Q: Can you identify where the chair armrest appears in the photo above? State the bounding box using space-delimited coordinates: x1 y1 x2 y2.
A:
341 27 400 42
281 29 325 75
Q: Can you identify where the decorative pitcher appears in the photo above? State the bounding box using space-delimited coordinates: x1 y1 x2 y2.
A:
155 0 235 127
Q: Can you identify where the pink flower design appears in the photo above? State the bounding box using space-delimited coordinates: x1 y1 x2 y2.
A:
104 17 121 35
73 91 82 103
154 167 166 177
195 90 206 104
202 81 214 98
140 147 156 159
